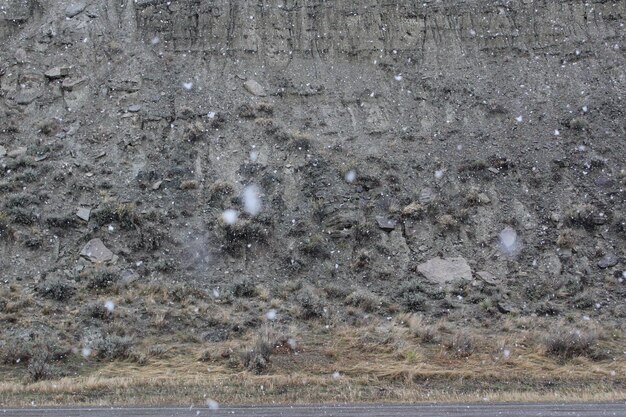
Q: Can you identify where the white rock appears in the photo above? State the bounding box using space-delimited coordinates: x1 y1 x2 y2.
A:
417 257 472 285
76 207 91 221
244 79 267 96
65 2 86 18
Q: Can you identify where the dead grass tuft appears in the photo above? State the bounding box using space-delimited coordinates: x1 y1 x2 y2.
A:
544 327 598 359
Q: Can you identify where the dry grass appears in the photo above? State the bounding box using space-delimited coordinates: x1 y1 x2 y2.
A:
0 332 624 406
0 311 624 406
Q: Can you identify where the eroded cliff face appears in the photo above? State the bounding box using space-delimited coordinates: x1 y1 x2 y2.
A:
0 1 624 322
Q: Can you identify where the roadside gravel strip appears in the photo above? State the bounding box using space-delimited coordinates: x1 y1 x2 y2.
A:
3 402 626 417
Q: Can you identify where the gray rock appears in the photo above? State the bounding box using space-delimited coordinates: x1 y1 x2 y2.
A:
476 270 499 285
597 254 618 269
0 146 6 157
65 3 86 18
15 91 41 105
7 147 27 158
80 239 114 263
128 104 142 113
497 301 518 314
375 216 397 231
243 79 267 96
477 193 491 204
418 187 435 204
121 270 139 285
76 207 91 222
44 67 70 79
61 77 86 91
417 257 472 285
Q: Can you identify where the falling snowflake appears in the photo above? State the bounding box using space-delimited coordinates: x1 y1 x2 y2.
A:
104 300 115 312
345 170 357 183
182 82 193 90
265 309 277 320
243 185 262 216
499 227 521 256
222 209 239 225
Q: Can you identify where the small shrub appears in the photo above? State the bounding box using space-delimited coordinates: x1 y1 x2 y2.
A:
198 350 212 362
91 203 138 230
27 356 53 382
299 235 329 258
4 193 37 209
85 268 119 291
295 287 324 319
0 333 66 367
149 345 168 358
569 117 588 131
458 159 487 172
36 118 61 136
81 302 113 320
479 298 493 311
345 290 382 313
410 320 438 343
237 103 256 119
565 204 601 229
445 331 475 358
556 228 577 249
437 214 458 231
46 214 77 229
15 168 38 183
180 179 198 190
9 207 37 225
36 279 75 301
184 121 205 141
256 102 273 115
94 335 133 360
397 280 429 311
353 222 377 242
544 328 597 359
0 336 33 364
116 203 139 230
232 278 257 298
240 337 272 374
0 211 12 240
222 220 269 255
209 112 227 129
402 202 424 219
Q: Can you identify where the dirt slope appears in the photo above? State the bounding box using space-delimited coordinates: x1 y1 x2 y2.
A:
0 0 624 398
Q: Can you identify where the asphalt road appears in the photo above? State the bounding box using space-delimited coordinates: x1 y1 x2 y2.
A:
2 403 625 417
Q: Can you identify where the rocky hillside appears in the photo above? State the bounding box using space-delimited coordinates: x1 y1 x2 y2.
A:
0 0 624 393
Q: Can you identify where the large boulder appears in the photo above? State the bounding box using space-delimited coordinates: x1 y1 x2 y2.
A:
417 257 472 285
80 239 114 263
